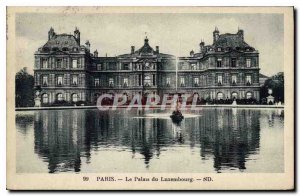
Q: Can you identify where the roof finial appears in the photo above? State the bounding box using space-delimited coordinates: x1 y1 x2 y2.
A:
144 32 149 44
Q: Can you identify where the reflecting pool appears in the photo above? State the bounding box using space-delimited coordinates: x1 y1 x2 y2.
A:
16 108 284 173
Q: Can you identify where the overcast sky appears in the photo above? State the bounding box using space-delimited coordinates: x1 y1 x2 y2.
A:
15 13 283 76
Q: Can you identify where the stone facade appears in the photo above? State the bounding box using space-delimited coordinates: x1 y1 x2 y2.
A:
34 27 260 105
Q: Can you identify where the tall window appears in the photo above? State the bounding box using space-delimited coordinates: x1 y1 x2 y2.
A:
166 77 171 86
246 75 252 85
57 93 63 101
231 58 237 67
57 76 63 86
72 75 78 86
109 78 114 86
94 78 100 86
231 75 237 84
194 78 199 85
217 59 222 67
42 59 48 68
97 64 102 70
42 75 48 86
246 59 251 67
180 77 185 86
72 59 78 68
123 78 128 86
42 94 48 103
144 76 151 86
56 59 62 68
217 75 223 85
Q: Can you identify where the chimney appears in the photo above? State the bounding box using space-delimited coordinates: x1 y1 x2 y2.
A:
131 46 135 54
48 27 55 40
237 28 244 40
74 27 80 45
213 27 220 43
94 50 98 57
85 40 90 50
199 40 205 53
156 46 159 54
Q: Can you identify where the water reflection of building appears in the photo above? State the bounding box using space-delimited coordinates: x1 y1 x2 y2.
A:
33 110 87 173
16 109 276 173
197 109 260 172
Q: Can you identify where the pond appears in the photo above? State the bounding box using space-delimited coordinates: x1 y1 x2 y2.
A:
15 108 284 173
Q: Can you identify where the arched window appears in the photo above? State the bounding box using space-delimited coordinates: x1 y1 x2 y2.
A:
42 94 48 103
217 92 224 100
57 93 63 101
72 94 79 102
246 92 252 99
232 92 238 99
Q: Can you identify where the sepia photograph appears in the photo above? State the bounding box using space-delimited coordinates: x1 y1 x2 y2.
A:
6 6 294 190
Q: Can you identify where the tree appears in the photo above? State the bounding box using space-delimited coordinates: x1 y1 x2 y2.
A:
260 72 284 103
15 67 35 107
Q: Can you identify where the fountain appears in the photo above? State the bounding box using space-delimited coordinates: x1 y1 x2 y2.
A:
170 99 184 125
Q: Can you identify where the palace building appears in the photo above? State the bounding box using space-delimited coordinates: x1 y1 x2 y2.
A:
34 27 260 105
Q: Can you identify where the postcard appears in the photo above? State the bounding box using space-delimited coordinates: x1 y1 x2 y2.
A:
7 6 294 190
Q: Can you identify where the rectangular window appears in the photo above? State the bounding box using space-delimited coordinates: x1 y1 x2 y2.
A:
56 59 62 68
57 76 63 86
123 78 128 86
180 77 185 85
217 75 223 85
246 59 251 67
153 75 156 86
72 75 78 86
97 64 102 70
94 78 100 86
109 63 115 70
42 59 48 68
72 59 78 68
246 75 252 85
191 63 196 70
42 76 48 86
231 58 237 67
217 59 222 67
231 75 237 84
109 78 114 86
166 77 171 85
123 63 129 70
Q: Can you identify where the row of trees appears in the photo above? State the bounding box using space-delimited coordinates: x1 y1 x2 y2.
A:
260 72 284 103
15 68 34 107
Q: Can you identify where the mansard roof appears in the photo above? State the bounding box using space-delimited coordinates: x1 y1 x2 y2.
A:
43 34 80 49
213 33 252 49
